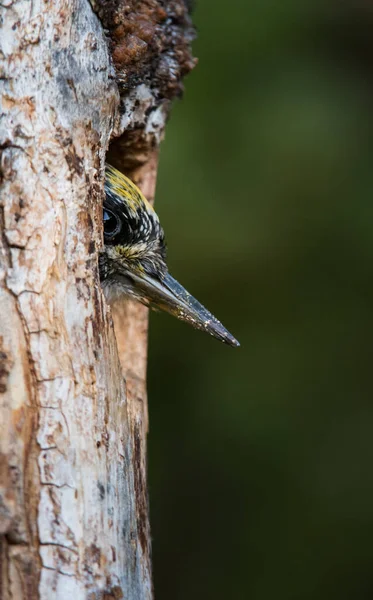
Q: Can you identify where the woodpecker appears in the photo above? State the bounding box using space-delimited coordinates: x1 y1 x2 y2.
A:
99 164 239 347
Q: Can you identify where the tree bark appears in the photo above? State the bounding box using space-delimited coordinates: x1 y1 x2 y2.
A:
0 1 195 598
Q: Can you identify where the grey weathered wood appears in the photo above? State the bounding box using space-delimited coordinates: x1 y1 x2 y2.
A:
0 1 152 598
0 0 195 597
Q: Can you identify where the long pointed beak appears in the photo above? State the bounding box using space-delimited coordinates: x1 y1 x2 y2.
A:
130 271 240 347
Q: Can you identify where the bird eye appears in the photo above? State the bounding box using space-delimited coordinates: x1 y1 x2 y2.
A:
103 209 121 240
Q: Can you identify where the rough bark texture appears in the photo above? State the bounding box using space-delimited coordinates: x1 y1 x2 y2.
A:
0 1 195 598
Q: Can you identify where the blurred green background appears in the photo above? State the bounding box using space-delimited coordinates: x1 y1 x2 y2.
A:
147 1 373 598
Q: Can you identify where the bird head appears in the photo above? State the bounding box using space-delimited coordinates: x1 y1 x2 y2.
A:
99 164 239 347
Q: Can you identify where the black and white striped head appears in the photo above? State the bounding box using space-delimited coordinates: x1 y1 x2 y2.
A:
99 165 239 347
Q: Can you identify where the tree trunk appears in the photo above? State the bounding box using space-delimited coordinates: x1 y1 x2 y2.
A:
0 1 195 598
